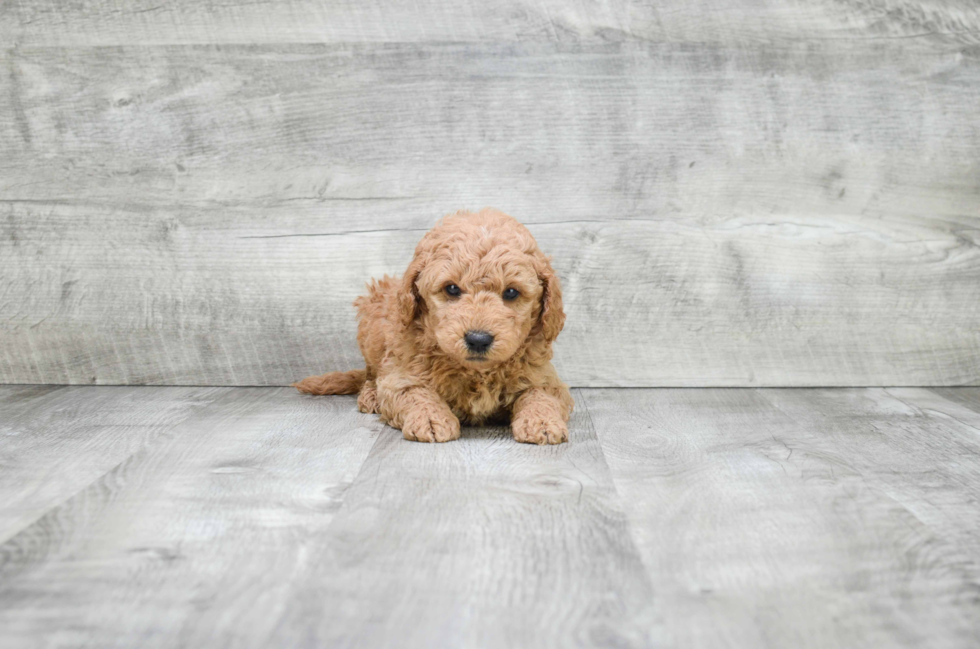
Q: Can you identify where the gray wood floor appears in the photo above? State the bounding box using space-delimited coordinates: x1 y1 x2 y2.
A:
2 386 979 648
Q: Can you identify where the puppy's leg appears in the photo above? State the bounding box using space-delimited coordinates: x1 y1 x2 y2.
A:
378 385 460 443
511 388 571 445
357 380 378 413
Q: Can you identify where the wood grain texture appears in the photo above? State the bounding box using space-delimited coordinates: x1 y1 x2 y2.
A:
0 387 664 648
3 386 980 647
266 390 664 648
0 385 222 541
1 0 978 46
583 387 980 648
929 387 980 415
762 387 980 561
2 40 979 386
0 388 382 649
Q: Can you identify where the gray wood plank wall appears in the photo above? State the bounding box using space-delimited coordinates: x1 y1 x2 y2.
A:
1 2 979 386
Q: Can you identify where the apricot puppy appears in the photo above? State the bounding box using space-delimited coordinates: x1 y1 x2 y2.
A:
294 208 573 444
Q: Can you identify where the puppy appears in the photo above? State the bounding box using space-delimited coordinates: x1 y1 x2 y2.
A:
294 208 573 444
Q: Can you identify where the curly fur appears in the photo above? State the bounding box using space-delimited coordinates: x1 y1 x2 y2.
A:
294 208 573 444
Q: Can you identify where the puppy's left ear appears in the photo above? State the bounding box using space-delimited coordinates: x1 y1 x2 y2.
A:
532 254 565 343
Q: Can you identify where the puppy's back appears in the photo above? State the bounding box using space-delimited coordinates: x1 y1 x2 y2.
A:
354 275 402 377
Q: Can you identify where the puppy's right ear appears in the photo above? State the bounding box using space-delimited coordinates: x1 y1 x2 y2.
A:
398 253 427 327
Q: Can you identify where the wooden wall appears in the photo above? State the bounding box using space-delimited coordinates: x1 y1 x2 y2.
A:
2 1 979 386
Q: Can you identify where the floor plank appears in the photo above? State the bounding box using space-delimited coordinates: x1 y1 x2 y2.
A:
583 387 980 648
267 388 663 648
763 387 980 565
0 388 381 649
0 385 222 541
927 388 980 417
3 387 980 647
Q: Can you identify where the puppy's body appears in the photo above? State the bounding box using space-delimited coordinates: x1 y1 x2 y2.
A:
356 274 570 425
296 209 573 444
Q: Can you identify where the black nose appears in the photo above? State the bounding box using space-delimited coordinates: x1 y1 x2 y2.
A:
464 330 494 353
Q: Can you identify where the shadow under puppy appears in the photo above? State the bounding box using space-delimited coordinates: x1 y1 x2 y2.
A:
295 208 574 444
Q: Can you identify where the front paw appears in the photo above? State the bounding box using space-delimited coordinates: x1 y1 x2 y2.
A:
401 407 461 443
357 382 378 413
512 412 568 445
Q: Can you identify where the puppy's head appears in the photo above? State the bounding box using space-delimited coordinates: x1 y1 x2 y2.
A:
398 208 564 369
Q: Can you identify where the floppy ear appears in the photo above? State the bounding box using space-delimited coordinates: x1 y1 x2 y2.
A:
532 255 565 342
397 253 427 327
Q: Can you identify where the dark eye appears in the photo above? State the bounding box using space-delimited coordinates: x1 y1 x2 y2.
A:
502 288 520 301
444 284 462 297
